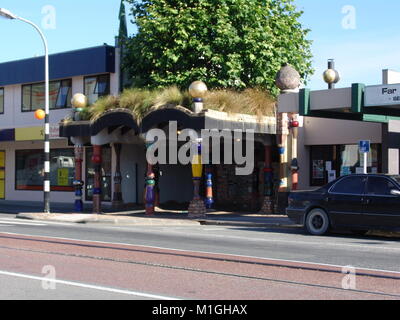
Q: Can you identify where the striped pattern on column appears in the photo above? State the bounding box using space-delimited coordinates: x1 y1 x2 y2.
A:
44 117 50 213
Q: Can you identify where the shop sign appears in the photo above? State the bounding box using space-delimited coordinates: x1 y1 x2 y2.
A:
365 84 400 107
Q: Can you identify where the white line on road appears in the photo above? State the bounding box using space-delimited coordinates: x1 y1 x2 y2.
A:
0 270 180 300
1 231 399 276
0 220 47 226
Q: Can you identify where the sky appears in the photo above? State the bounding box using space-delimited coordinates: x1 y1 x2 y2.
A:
0 0 399 90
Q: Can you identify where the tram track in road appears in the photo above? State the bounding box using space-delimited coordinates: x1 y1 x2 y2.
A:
0 232 399 299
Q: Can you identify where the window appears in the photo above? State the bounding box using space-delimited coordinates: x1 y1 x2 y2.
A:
0 88 3 114
22 79 72 112
85 146 112 202
367 177 399 196
84 74 110 105
330 176 366 195
16 149 75 191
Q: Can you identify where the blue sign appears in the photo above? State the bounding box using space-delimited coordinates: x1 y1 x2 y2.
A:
359 140 371 153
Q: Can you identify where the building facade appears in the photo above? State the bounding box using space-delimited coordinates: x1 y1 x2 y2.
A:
0 45 120 204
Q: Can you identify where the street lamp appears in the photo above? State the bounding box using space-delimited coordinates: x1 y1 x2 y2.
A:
0 8 51 213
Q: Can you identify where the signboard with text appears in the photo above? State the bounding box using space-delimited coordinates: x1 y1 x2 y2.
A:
365 84 400 107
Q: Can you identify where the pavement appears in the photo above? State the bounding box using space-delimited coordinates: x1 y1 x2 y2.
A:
0 200 297 228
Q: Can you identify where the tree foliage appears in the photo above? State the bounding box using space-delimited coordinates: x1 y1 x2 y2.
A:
124 0 313 96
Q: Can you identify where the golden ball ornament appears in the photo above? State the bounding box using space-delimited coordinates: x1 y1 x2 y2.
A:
189 81 208 99
323 69 340 84
71 93 88 109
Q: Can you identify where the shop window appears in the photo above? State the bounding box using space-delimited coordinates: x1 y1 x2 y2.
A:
16 149 75 191
310 144 381 187
22 79 72 112
85 146 112 202
84 74 110 105
0 88 3 114
339 144 381 176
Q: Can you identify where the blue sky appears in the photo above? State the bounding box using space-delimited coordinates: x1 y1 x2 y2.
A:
0 1 399 90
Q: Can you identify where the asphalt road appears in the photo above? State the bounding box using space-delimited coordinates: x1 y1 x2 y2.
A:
0 213 399 300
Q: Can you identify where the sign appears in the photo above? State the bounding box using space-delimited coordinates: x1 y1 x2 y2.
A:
365 84 400 107
359 140 370 153
15 127 43 141
328 170 336 183
57 168 69 186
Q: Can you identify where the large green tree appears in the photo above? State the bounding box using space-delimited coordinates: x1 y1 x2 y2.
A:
124 0 313 96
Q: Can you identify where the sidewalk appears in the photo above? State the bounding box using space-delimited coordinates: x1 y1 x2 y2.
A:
4 200 297 228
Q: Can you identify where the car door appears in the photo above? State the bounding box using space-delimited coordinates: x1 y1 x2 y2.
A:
327 175 367 227
363 176 400 229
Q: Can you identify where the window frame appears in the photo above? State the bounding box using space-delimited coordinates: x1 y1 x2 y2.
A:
21 79 72 112
366 176 400 197
83 74 111 105
328 176 367 196
0 87 4 115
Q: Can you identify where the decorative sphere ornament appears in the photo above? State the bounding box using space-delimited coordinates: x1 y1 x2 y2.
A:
275 63 301 92
323 69 340 84
189 81 208 99
34 109 45 120
71 93 88 109
291 121 299 128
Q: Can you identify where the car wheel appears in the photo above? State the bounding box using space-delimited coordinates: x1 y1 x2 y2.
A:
305 208 330 236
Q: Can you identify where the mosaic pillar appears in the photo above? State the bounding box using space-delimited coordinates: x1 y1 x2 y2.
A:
144 142 155 216
259 145 274 214
73 144 84 212
92 145 102 214
275 113 289 214
112 143 124 210
188 140 206 218
205 165 214 210
290 115 300 191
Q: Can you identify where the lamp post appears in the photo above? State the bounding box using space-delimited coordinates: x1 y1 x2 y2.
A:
0 8 50 213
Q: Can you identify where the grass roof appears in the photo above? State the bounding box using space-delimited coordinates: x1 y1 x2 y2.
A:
76 86 276 122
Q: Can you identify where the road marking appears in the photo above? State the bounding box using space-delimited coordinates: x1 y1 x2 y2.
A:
0 270 179 300
0 220 47 226
96 225 400 252
1 231 399 276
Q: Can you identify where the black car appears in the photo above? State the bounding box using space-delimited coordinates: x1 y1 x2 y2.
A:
286 174 400 235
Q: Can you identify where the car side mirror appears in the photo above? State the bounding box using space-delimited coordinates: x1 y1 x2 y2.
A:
390 189 400 196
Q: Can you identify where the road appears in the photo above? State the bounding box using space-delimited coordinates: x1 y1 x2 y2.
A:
0 213 399 300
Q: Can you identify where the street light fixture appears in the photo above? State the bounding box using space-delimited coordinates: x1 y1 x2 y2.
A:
0 8 51 213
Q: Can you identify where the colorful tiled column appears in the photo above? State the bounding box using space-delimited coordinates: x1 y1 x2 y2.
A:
112 143 124 210
188 140 207 218
290 114 300 191
73 144 84 212
259 145 274 214
92 145 102 214
144 141 155 216
275 113 289 214
205 165 214 210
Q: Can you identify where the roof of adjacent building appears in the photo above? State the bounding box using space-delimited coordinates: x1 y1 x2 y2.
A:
0 45 115 86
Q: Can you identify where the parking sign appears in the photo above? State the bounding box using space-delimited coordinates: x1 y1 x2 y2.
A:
359 140 370 153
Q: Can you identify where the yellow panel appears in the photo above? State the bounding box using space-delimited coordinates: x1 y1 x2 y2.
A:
15 127 44 141
0 152 4 167
0 171 4 180
0 180 5 199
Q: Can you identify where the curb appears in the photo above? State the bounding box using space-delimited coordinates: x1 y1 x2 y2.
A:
198 219 300 229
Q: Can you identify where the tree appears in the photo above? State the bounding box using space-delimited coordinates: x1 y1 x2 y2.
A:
124 0 313 96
